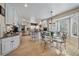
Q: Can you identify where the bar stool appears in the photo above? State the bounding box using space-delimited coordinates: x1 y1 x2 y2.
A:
52 32 67 55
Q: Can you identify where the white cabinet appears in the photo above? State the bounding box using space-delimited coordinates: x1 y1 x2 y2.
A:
0 40 2 55
12 36 20 50
2 35 20 55
6 4 19 26
6 4 13 24
2 38 12 55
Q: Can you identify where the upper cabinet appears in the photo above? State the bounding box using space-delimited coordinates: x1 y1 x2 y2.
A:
6 4 19 26
6 4 14 24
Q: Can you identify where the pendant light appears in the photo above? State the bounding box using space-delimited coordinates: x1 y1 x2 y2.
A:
49 10 53 24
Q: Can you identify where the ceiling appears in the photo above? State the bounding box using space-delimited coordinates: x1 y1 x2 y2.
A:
9 3 79 20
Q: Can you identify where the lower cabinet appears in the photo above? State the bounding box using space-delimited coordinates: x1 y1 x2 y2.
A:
0 40 2 55
2 35 20 55
2 37 12 55
12 36 20 50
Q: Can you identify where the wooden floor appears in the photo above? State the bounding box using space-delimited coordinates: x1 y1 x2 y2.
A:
6 35 79 56
66 37 79 56
7 36 58 56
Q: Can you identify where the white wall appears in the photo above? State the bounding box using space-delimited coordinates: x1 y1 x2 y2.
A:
42 20 47 28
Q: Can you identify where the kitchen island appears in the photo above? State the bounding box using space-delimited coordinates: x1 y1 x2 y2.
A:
0 34 21 56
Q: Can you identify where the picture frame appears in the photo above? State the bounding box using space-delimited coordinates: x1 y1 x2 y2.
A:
0 5 5 16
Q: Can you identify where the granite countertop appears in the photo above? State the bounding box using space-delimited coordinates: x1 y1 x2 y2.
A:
0 33 20 39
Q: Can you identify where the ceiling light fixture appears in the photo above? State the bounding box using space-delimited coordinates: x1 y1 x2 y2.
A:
24 3 28 7
49 10 53 24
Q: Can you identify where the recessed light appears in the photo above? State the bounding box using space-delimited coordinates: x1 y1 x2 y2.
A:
24 4 28 7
